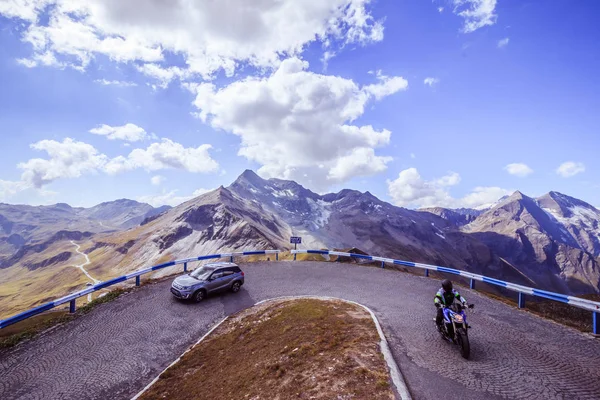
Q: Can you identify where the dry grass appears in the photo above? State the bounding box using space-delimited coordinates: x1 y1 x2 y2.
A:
140 299 394 400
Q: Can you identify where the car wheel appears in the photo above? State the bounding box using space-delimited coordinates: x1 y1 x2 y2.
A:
231 281 241 293
192 289 206 303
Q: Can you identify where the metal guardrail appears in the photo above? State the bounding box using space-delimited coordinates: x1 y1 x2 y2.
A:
0 250 281 329
292 249 600 335
2 247 599 335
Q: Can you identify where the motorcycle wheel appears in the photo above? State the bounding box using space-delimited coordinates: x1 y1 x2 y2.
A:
456 328 470 359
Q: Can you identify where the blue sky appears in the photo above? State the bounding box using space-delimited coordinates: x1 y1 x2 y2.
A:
0 0 598 209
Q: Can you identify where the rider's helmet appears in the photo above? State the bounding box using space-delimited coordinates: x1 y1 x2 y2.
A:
441 279 453 292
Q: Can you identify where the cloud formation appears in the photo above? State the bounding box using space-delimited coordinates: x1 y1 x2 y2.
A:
3 0 385 83
504 163 533 177
7 134 218 195
387 167 510 209
18 138 108 188
424 77 440 87
556 161 585 178
89 123 150 142
453 0 498 33
189 58 406 190
105 139 219 175
497 37 510 48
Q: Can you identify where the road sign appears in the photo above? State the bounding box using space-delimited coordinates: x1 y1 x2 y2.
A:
290 236 302 244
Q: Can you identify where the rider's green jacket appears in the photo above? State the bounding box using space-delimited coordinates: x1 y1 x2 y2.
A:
434 288 467 307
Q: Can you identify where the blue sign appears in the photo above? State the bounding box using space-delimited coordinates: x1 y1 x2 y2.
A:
290 236 302 244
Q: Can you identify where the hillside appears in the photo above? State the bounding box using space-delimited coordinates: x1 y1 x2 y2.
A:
462 191 600 294
2 170 600 319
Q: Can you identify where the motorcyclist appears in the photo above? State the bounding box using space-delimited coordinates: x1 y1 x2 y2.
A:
434 279 468 330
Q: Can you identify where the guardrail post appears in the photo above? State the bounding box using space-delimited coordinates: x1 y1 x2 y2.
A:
425 269 429 277
294 253 297 261
593 312 599 335
518 292 525 309
276 253 279 261
136 276 140 286
381 261 385 269
184 262 187 272
230 255 234 263
69 299 76 314
470 278 475 289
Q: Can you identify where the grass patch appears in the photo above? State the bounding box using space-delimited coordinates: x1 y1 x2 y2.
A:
139 299 394 400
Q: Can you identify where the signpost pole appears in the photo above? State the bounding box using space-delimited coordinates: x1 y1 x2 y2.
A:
290 236 301 261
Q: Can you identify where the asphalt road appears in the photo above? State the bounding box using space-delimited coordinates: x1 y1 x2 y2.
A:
1 261 600 400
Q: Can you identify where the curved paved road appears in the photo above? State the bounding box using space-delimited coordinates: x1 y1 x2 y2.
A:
1 261 600 400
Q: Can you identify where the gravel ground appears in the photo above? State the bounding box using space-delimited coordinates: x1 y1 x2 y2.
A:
1 261 599 400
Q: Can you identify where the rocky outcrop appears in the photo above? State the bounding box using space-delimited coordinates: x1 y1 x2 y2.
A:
463 191 600 294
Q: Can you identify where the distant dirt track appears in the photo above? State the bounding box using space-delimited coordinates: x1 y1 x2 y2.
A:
1 261 600 400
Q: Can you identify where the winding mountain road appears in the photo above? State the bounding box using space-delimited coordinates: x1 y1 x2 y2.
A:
70 240 100 285
1 261 600 399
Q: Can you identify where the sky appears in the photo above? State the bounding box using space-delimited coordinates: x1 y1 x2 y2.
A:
0 0 598 209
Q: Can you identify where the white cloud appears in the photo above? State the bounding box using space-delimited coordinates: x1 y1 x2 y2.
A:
438 7 444 13
453 0 497 33
410 153 416 159
94 79 138 87
188 58 406 190
556 161 585 178
387 167 510 209
139 188 213 207
151 175 165 186
105 139 219 175
135 64 189 88
18 138 108 188
363 70 409 100
4 0 385 81
424 77 439 87
497 37 509 48
89 123 149 142
504 163 533 177
327 148 393 182
0 180 30 201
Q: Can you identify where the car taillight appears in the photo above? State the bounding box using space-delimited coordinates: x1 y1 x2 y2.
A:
241 271 245 277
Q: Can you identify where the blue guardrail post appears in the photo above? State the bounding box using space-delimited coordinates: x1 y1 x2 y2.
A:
593 312 599 335
136 276 140 286
230 255 234 262
69 299 76 314
518 292 526 309
294 253 297 261
184 262 187 272
276 253 278 261
425 269 429 277
470 278 475 289
381 261 385 269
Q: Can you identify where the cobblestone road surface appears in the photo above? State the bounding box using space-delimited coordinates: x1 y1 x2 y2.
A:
1 261 600 400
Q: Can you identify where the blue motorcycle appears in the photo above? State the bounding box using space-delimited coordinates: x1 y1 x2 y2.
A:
438 303 474 359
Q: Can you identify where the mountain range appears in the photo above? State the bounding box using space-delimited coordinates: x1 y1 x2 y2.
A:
1 170 599 318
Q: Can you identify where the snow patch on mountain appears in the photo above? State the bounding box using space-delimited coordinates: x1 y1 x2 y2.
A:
307 198 331 228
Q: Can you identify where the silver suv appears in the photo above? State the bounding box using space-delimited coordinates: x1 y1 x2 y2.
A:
170 262 244 302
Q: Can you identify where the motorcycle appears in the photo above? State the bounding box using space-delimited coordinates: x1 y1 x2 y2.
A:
437 302 474 359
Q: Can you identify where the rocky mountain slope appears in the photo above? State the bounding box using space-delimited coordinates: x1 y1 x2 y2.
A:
461 191 600 294
2 170 600 318
419 207 484 227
